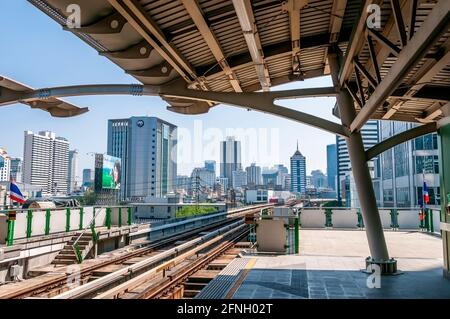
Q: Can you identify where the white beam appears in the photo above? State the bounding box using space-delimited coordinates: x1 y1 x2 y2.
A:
181 0 242 92
232 0 271 91
350 1 450 132
282 0 308 73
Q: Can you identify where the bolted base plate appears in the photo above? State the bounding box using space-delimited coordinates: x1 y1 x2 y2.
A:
361 257 403 276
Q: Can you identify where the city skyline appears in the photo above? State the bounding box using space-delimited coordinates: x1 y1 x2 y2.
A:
0 1 337 180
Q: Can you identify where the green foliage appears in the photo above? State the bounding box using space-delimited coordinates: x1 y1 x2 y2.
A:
81 190 97 206
176 206 216 218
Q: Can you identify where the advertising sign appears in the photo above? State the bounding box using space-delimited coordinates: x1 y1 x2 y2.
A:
102 155 121 190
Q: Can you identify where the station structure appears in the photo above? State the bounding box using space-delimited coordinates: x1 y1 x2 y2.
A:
0 0 450 297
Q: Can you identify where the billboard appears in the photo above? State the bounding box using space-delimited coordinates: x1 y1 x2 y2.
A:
101 155 121 190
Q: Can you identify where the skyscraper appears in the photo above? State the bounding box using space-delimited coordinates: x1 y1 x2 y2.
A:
68 149 79 194
379 121 440 207
82 168 94 187
311 169 327 189
0 148 11 182
290 142 306 193
232 169 247 189
326 144 337 191
204 160 216 174
23 131 69 195
10 158 23 183
107 117 177 200
220 137 241 187
191 167 215 190
245 163 262 186
336 120 380 202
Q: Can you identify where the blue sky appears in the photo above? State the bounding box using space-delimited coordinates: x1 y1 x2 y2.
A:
0 1 339 182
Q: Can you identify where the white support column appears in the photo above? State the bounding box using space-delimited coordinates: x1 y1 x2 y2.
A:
329 52 392 266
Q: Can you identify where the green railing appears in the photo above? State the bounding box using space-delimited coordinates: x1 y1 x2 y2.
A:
297 207 440 234
1 205 133 246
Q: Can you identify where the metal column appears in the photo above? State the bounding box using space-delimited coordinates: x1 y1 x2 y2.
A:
329 52 392 267
438 104 450 278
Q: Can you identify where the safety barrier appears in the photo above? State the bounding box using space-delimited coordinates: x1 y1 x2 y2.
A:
0 206 133 246
296 207 441 234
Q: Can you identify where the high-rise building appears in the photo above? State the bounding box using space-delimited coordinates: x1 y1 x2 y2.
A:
82 168 94 187
191 167 215 190
379 121 440 207
290 142 306 193
311 169 327 189
108 117 177 200
274 164 289 190
0 148 11 182
262 168 279 188
175 175 191 193
204 160 216 174
245 163 262 186
217 177 229 194
326 144 337 191
220 137 241 187
232 169 247 189
23 131 69 195
337 120 380 202
10 158 23 183
68 149 79 194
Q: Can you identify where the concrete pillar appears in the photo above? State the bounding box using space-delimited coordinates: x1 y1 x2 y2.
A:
329 52 390 261
438 104 450 278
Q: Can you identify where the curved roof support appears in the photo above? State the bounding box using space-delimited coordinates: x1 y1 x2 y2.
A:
365 122 437 160
0 81 347 137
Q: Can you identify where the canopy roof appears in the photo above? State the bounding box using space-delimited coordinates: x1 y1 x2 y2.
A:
28 0 450 126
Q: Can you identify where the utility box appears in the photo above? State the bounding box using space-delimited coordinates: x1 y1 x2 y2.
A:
256 219 286 253
273 207 292 217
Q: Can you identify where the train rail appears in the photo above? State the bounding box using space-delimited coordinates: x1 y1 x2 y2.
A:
0 205 269 299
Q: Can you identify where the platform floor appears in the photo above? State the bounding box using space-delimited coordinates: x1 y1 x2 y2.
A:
197 230 450 299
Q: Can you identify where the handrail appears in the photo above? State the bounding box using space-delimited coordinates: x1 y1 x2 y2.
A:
72 208 101 263
294 206 441 211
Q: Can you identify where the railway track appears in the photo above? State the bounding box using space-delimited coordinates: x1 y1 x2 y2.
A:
92 224 249 299
1 205 268 299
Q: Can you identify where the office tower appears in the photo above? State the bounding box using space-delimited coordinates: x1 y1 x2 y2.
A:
274 164 289 190
10 158 23 183
337 120 380 202
290 142 306 193
245 163 262 186
311 169 327 189
379 121 440 207
23 131 69 195
82 168 95 187
191 167 215 190
326 144 337 191
262 168 279 188
232 169 247 189
204 160 216 174
0 148 11 182
68 149 79 193
220 137 241 187
108 117 177 200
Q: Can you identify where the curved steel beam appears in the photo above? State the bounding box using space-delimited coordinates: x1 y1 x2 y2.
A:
0 83 347 137
365 122 437 160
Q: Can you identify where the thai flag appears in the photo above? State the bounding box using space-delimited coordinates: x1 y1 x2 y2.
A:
423 182 430 204
9 181 26 204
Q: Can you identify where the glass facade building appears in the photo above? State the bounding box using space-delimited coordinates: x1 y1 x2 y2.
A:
380 121 440 207
107 117 177 201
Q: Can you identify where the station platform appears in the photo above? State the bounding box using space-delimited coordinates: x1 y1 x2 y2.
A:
197 230 450 299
